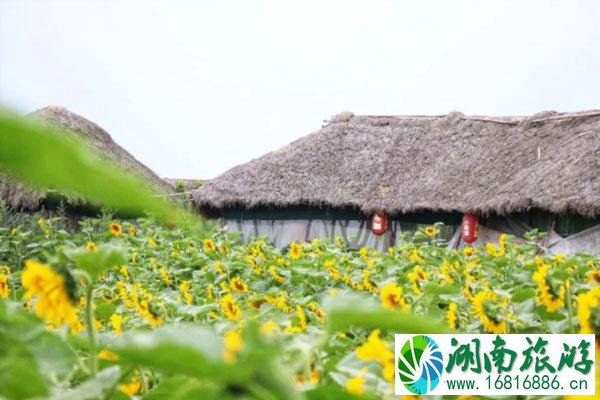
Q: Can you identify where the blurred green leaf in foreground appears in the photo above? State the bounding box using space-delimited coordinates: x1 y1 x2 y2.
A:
0 108 180 223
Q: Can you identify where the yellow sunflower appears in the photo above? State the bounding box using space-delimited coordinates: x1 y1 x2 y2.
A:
355 329 394 364
223 329 244 363
119 377 142 396
472 290 506 334
220 294 242 321
85 241 98 252
346 371 365 395
203 239 216 252
462 246 475 257
230 277 249 293
577 286 600 334
380 283 409 310
532 262 565 312
21 260 80 329
446 302 458 329
289 242 304 260
0 273 9 299
109 222 122 236
424 226 437 237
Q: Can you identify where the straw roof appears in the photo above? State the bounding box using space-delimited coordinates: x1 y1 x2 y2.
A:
165 178 203 192
0 106 173 210
192 110 600 217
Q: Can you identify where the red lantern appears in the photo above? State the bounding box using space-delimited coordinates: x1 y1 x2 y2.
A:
461 214 479 244
371 212 388 236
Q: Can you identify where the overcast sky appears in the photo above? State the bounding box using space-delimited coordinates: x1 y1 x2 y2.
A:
1 1 599 179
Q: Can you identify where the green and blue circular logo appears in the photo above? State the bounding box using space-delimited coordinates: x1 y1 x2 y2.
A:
397 335 444 394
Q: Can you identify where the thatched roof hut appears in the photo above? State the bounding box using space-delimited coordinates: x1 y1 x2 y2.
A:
192 110 600 252
0 106 173 213
165 178 203 192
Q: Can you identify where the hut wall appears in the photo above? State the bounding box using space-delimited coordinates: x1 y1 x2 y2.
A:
550 224 600 256
220 206 600 255
223 218 399 251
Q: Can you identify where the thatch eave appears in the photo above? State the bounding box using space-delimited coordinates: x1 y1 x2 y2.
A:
192 109 600 218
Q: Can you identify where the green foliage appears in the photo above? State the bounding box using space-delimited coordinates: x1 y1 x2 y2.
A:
0 214 598 399
66 244 128 282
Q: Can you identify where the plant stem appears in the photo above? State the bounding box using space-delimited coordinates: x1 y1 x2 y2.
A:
566 281 575 334
247 382 278 400
85 284 97 376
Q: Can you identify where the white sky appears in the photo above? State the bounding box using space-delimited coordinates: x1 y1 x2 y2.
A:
1 0 599 179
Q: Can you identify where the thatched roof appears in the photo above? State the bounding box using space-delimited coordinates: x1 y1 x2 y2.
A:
192 110 600 217
165 178 203 192
0 106 173 210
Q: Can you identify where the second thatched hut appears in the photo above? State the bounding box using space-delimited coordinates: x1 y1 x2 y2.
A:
192 110 600 253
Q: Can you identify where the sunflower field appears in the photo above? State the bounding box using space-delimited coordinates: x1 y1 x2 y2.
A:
1 108 599 400
0 208 598 400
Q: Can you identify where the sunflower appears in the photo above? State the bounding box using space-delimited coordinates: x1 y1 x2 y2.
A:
462 246 475 257
159 267 172 285
0 273 9 299
346 371 365 395
407 265 428 295
308 302 326 323
472 290 506 334
587 269 600 284
268 265 285 284
223 329 244 363
486 243 500 257
119 377 142 396
213 262 225 274
323 259 339 280
424 226 437 237
230 277 249 293
179 281 192 305
137 299 163 327
84 241 98 252
128 226 137 236
220 294 242 321
203 239 216 252
289 242 304 260
355 329 394 364
380 283 408 310
577 286 600 334
110 313 124 335
532 262 565 312
98 349 119 361
296 305 307 331
108 222 122 236
21 260 80 329
446 302 458 329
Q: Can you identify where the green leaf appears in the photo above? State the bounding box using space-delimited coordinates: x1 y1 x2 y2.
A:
0 354 49 400
66 245 127 280
143 376 219 400
305 385 379 400
423 282 460 295
95 298 117 321
27 331 78 379
113 324 228 378
324 293 449 334
51 366 121 400
511 287 536 302
0 110 179 221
